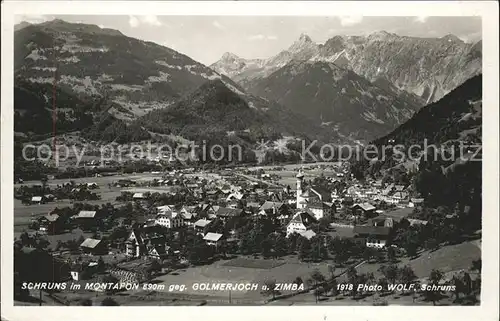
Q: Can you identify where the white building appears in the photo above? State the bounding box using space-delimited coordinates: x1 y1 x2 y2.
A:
286 211 317 237
352 225 391 248
203 232 223 246
155 211 183 229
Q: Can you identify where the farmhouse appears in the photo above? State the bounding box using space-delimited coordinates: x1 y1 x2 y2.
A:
308 199 335 220
80 238 107 255
297 229 317 240
31 196 44 204
203 232 223 246
381 183 395 196
133 192 146 200
226 191 246 202
193 219 212 234
148 244 169 260
38 213 63 235
351 203 376 219
368 215 395 228
353 225 391 248
179 207 198 226
286 210 317 237
215 207 243 221
157 205 176 213
258 201 286 216
75 210 98 219
73 210 100 230
409 198 424 208
86 182 98 189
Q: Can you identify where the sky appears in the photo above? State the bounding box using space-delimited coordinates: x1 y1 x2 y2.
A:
14 15 482 65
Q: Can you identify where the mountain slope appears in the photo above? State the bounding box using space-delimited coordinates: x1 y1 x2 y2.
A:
14 19 238 122
248 60 423 141
211 32 482 103
350 74 482 209
373 74 482 147
135 79 336 144
362 75 482 227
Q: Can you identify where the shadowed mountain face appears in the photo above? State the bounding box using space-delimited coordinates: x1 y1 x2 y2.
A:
247 60 424 141
211 32 482 104
352 75 482 217
373 74 482 148
135 79 340 144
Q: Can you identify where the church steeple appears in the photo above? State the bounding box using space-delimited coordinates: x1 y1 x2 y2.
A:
296 170 305 209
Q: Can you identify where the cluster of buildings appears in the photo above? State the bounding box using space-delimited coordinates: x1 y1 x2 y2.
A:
33 165 431 269
342 180 423 207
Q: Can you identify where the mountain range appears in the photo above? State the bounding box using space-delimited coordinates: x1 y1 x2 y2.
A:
211 32 482 104
14 19 482 147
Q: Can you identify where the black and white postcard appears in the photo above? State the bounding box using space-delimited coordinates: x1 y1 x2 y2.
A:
1 1 498 321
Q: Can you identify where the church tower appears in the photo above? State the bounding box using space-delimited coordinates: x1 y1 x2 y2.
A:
296 170 305 209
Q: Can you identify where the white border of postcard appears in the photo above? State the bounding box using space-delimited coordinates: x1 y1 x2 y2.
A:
1 1 498 321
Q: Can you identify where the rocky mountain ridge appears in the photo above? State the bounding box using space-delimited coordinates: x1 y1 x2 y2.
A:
211 31 482 103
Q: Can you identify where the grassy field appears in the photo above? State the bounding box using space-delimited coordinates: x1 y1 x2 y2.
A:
151 257 334 300
401 241 481 278
13 173 166 234
222 257 286 269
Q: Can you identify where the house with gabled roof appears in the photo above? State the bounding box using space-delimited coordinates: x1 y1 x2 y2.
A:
75 210 97 219
73 210 101 230
193 219 212 234
148 243 169 260
155 211 183 229
157 205 177 214
31 196 44 204
133 192 146 200
381 183 395 196
203 232 223 246
297 229 317 240
215 207 243 220
258 201 286 216
351 202 376 219
226 191 246 202
80 238 107 255
246 202 261 210
394 185 406 192
125 226 167 258
38 213 64 234
409 198 424 208
286 210 317 237
353 225 391 248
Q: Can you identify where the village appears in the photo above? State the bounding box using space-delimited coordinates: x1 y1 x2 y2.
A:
13 161 481 306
